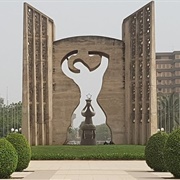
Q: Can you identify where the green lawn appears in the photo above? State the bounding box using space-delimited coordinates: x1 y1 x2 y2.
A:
31 145 145 160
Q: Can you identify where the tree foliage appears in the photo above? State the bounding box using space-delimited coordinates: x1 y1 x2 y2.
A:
157 93 180 133
164 128 180 178
95 123 111 141
145 131 168 172
0 101 22 137
0 138 18 178
6 133 31 172
0 97 4 107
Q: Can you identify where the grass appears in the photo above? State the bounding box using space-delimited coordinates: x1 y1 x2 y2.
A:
31 145 145 160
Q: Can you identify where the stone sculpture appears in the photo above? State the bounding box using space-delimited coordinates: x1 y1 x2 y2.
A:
80 96 96 145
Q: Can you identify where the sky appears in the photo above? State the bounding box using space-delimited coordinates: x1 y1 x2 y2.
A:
0 0 180 106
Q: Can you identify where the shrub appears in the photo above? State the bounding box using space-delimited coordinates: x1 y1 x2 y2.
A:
164 128 180 178
145 131 168 172
0 138 18 179
6 133 31 172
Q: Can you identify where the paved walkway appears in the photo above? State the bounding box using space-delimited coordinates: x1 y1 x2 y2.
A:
7 160 178 180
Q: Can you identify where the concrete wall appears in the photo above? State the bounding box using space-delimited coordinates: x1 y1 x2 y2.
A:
53 36 125 144
22 2 157 146
122 1 157 145
22 3 54 145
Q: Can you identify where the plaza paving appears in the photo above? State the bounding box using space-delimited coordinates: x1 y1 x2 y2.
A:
7 160 178 180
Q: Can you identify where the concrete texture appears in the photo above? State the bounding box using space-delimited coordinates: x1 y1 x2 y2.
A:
122 1 157 144
22 1 157 146
22 3 54 146
9 160 176 180
53 36 125 145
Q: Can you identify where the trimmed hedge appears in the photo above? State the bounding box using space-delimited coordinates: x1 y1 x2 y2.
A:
164 128 180 178
0 138 18 179
6 133 31 172
145 131 168 172
32 152 145 160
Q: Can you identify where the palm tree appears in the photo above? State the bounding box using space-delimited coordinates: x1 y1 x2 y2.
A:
157 92 180 133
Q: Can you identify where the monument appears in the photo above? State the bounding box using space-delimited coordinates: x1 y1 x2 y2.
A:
22 1 157 145
80 96 96 145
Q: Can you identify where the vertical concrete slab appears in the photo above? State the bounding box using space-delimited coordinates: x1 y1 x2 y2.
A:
22 3 54 145
53 37 125 144
122 1 157 145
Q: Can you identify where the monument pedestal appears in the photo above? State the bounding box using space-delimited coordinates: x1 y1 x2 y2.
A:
81 124 96 145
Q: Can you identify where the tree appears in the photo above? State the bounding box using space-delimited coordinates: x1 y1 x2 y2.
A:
67 127 79 141
0 101 22 137
157 93 180 133
0 97 4 107
95 123 111 141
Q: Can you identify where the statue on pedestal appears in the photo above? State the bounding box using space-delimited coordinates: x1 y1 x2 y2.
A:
80 95 96 145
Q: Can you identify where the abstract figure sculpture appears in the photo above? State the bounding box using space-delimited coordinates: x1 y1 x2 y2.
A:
80 96 96 145
62 55 108 128
22 1 157 146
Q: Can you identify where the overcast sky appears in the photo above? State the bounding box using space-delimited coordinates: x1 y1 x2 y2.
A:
0 0 180 105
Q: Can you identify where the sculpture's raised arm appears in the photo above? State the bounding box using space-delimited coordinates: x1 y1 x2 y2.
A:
61 59 75 79
95 56 108 74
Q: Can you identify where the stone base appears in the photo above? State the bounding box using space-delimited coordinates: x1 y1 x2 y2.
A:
80 139 96 145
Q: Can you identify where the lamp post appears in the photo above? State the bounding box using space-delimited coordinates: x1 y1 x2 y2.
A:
11 128 19 133
11 128 14 132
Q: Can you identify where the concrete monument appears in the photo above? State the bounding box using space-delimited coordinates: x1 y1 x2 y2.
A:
22 1 157 145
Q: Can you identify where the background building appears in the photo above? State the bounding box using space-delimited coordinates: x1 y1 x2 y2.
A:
156 51 180 133
156 51 180 94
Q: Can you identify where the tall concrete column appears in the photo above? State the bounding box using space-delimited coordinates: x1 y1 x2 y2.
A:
122 1 157 145
22 3 54 145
